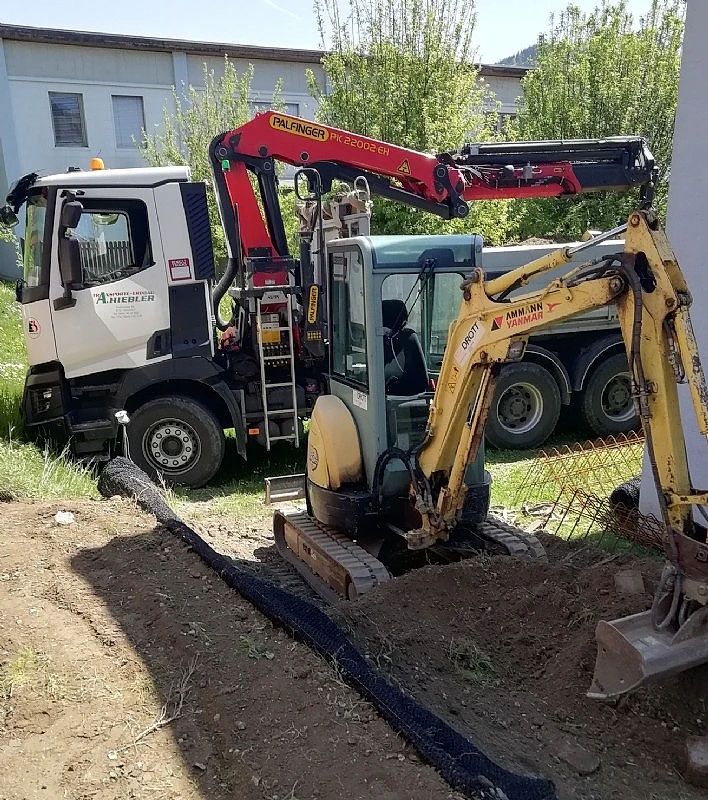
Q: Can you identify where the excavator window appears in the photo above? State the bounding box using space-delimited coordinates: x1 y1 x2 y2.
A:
381 270 466 374
330 247 368 387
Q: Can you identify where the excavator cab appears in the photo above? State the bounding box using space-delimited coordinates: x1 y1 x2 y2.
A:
273 233 497 598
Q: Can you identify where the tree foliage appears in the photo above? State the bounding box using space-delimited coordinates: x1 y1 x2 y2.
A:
511 0 685 240
140 57 297 265
309 0 512 245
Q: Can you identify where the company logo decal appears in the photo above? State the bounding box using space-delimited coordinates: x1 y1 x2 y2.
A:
453 320 485 367
28 318 41 338
269 114 329 142
307 285 319 324
93 290 156 305
505 301 543 329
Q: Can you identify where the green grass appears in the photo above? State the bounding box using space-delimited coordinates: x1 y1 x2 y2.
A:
0 281 97 500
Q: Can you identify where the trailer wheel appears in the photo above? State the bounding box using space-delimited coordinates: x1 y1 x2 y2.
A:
485 362 561 450
581 353 639 437
128 395 225 488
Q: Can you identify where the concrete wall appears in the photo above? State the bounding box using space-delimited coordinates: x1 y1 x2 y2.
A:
639 0 708 516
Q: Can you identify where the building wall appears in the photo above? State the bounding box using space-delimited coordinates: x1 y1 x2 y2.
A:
0 26 523 278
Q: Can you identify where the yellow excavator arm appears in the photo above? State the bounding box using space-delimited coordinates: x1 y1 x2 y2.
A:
414 209 708 697
418 210 708 545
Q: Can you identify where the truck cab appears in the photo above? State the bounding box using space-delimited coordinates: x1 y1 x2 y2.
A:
15 165 253 486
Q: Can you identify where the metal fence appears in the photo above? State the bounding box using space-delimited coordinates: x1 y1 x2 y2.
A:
513 431 665 552
78 240 133 282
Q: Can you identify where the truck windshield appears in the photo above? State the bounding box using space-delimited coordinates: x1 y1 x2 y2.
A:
23 193 47 287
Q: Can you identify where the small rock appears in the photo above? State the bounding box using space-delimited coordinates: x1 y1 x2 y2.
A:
110 495 121 501
681 735 708 787
54 511 75 526
614 569 645 596
193 762 207 771
236 721 246 731
556 739 601 776
213 713 221 722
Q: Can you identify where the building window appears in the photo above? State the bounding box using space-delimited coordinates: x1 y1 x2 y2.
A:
112 95 146 149
252 101 300 117
49 92 88 148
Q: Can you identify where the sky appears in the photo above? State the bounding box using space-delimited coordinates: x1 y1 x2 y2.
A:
1 0 657 64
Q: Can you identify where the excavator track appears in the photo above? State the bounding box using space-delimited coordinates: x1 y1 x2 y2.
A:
273 511 391 603
483 514 548 561
274 510 546 602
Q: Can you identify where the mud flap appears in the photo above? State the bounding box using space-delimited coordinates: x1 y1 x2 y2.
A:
588 607 708 700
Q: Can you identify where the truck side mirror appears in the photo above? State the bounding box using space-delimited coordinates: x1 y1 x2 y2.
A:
54 200 84 311
60 200 82 229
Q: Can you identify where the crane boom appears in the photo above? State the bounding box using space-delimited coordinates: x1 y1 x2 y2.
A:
208 112 656 262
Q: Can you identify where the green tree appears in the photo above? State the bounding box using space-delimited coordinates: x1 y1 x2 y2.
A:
511 0 685 241
309 0 512 244
140 57 298 264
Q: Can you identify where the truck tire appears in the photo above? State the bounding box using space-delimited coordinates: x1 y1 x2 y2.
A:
485 362 561 450
581 353 639 437
128 395 225 488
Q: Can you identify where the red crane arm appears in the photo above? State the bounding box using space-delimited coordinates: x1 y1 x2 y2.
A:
209 112 655 261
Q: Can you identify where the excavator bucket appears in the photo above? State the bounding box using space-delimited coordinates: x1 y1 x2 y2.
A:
588 608 708 700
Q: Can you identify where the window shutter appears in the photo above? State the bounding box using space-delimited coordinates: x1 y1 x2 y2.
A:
49 92 87 147
112 95 145 149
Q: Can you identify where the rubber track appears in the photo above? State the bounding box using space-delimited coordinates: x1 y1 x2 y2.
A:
281 511 390 598
98 457 556 800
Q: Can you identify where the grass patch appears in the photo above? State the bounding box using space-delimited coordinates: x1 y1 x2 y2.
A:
448 638 497 684
0 436 98 500
174 437 306 523
0 281 97 500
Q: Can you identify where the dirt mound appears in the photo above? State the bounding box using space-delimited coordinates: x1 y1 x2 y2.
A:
340 543 708 800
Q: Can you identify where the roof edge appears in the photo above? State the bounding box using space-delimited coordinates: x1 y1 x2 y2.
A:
0 23 530 75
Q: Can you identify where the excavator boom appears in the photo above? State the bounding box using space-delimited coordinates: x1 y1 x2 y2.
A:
409 210 708 697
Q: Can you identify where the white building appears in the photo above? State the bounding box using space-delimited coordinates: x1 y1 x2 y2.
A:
0 23 526 277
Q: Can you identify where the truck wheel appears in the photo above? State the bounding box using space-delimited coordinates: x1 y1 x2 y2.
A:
128 395 225 488
581 354 639 437
485 362 561 450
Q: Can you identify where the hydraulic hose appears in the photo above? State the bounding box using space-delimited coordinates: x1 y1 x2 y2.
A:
212 256 238 331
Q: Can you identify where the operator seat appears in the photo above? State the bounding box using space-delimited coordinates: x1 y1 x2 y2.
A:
382 299 430 395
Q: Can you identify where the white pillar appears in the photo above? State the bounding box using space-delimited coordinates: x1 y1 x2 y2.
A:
640 0 708 515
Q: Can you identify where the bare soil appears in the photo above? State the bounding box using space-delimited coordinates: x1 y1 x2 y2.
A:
2 498 707 800
336 535 708 800
0 499 461 800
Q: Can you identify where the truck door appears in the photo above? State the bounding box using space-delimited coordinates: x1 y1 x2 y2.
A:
49 189 169 379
